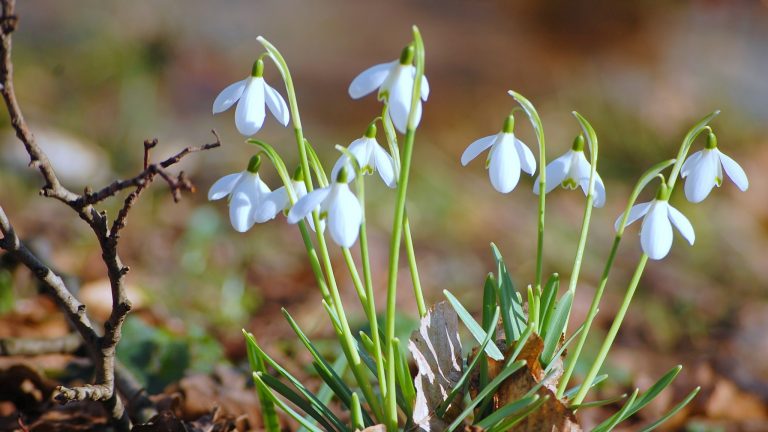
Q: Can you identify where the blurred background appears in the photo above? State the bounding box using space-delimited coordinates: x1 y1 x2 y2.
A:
1 0 766 430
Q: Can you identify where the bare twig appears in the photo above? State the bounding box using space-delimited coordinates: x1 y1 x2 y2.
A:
0 333 82 356
0 0 219 429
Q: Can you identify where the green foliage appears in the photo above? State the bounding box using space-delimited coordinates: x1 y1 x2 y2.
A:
117 316 224 393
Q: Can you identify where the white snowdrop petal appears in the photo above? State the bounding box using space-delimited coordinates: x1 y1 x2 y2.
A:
328 185 362 248
615 201 652 231
461 135 497 166
264 82 290 126
534 152 570 194
212 79 246 114
514 138 537 175
488 138 521 193
348 62 394 99
331 154 351 183
641 202 673 260
287 187 330 224
717 150 749 191
235 78 266 136
681 150 703 178
264 186 290 213
684 150 718 203
208 172 243 200
229 176 260 232
373 144 397 188
591 172 607 208
667 205 695 245
350 138 374 168
420 75 430 101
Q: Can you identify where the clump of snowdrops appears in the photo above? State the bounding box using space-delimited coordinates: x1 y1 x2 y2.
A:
207 27 748 432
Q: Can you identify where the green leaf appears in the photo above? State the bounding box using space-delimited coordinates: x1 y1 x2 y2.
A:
244 331 346 432
253 372 325 432
570 393 628 409
593 388 639 432
444 290 504 360
282 310 373 426
393 337 415 418
445 360 526 432
615 365 683 423
482 273 497 333
485 395 549 432
638 387 700 432
474 394 539 430
539 273 560 333
350 393 364 431
437 306 500 417
490 244 526 341
564 374 608 399
540 290 574 365
243 331 281 432
259 373 342 432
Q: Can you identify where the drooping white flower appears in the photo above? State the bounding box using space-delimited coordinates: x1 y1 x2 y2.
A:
212 59 289 136
681 132 748 203
208 156 281 232
615 195 695 260
461 115 536 193
533 135 606 207
262 177 324 232
287 169 362 248
331 125 397 188
348 45 429 134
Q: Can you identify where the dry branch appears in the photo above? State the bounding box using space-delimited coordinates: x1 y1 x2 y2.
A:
0 0 220 429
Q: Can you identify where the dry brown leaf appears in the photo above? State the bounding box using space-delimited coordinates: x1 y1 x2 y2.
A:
408 301 464 431
470 333 581 432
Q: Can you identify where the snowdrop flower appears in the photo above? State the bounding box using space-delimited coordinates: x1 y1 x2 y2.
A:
212 59 289 136
615 185 695 260
208 155 282 232
331 124 397 188
533 135 606 207
348 45 429 134
681 132 748 203
461 115 536 193
287 168 362 248
262 169 325 232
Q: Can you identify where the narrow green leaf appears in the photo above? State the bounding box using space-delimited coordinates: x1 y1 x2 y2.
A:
282 310 373 426
244 332 346 432
618 365 682 422
593 388 639 432
539 273 560 333
543 322 584 377
253 372 325 432
490 244 523 341
437 306 500 417
446 360 527 432
350 393 364 430
481 273 497 332
541 291 574 365
243 331 281 432
301 355 347 432
393 337 415 418
283 309 351 394
485 395 549 432
570 393 628 409
474 394 539 430
444 290 504 361
564 374 608 399
259 373 342 432
638 387 700 432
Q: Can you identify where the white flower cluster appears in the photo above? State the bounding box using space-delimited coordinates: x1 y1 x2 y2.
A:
207 43 426 247
462 116 747 260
